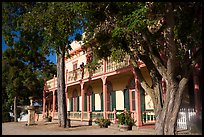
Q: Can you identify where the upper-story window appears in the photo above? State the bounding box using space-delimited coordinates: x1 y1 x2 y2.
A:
86 53 93 64
73 61 78 70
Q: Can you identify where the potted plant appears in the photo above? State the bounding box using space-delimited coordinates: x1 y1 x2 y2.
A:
44 116 52 122
118 111 135 130
94 117 111 128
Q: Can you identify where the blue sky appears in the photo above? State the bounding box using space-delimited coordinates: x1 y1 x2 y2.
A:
2 28 83 65
2 35 57 64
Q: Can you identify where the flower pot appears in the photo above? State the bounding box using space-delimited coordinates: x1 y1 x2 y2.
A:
44 117 52 122
99 124 108 128
119 124 132 131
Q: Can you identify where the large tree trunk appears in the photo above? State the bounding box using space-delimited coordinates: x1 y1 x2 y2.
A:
155 76 189 135
57 46 67 128
13 96 18 122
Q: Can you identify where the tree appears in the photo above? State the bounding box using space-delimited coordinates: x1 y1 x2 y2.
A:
2 2 57 122
2 2 85 128
81 2 202 135
2 44 57 122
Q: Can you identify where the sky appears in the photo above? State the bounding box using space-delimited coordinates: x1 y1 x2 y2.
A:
2 28 83 65
2 35 57 64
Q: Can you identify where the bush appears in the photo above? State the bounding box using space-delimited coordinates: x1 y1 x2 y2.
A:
118 111 135 126
94 118 111 128
2 112 12 123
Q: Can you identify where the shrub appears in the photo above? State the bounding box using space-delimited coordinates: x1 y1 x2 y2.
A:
118 111 135 126
94 118 111 128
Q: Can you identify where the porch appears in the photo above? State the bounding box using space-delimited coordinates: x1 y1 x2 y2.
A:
51 109 156 126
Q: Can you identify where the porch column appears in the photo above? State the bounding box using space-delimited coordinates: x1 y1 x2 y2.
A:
42 89 46 118
65 86 68 111
87 93 90 117
135 75 142 127
102 76 107 119
129 89 133 112
80 81 85 121
193 63 201 117
52 90 56 118
65 70 68 84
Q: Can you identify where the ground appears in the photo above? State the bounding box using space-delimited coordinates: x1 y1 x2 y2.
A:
2 120 155 135
2 120 199 135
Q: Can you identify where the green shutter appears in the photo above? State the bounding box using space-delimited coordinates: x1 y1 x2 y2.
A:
84 93 87 111
111 91 116 111
77 96 79 112
140 84 145 112
132 91 135 111
70 97 73 111
101 92 103 111
124 88 130 111
91 92 95 111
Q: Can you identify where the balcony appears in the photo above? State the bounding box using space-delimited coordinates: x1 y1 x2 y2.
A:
46 55 130 90
46 77 57 90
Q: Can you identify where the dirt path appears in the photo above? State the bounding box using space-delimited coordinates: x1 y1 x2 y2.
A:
2 121 156 135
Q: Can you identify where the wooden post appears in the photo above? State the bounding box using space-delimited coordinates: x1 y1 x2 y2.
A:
129 89 132 112
80 82 84 121
65 87 68 112
52 90 56 119
102 76 107 119
113 108 117 124
67 111 71 127
89 111 92 126
135 76 142 127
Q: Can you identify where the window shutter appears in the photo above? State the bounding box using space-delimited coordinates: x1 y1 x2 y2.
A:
111 91 116 111
77 96 79 112
84 93 87 111
91 92 95 111
70 97 73 111
101 92 103 111
124 88 130 111
140 84 145 112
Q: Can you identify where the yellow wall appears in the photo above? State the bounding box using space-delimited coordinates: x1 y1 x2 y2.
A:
145 94 154 110
94 93 101 110
65 52 87 72
115 90 124 110
65 58 154 112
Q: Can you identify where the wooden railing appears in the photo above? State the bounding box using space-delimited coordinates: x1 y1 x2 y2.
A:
46 55 130 90
142 110 156 124
46 78 57 90
107 55 130 72
91 112 103 121
68 111 82 120
52 109 156 126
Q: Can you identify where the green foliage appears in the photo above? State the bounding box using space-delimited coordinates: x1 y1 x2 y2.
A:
118 111 135 126
94 118 111 128
2 112 12 123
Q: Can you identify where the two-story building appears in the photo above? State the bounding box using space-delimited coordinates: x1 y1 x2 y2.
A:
41 33 202 128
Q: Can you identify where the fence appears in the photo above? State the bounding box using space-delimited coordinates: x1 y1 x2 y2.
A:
177 108 196 130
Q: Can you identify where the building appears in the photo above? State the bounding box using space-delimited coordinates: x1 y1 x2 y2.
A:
41 33 202 128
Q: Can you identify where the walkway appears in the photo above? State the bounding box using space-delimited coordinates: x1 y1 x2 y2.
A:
2 121 156 135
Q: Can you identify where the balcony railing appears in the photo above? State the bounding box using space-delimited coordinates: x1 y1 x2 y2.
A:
107 55 130 72
52 109 155 126
46 55 130 90
46 78 57 90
